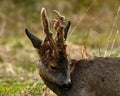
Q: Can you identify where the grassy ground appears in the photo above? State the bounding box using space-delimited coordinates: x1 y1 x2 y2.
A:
0 0 120 96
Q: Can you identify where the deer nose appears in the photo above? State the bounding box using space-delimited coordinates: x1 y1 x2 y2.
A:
61 80 72 90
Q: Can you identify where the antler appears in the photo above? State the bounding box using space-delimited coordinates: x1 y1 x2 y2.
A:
41 8 59 58
41 8 71 58
25 8 71 61
53 10 71 54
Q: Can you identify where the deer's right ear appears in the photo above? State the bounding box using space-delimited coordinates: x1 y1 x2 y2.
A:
25 28 42 49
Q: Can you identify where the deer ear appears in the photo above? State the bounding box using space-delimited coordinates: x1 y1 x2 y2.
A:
25 28 42 49
64 21 71 41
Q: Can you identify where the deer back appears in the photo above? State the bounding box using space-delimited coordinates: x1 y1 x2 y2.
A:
65 57 120 96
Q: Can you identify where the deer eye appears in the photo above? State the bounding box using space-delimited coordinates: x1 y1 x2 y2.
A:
50 65 58 71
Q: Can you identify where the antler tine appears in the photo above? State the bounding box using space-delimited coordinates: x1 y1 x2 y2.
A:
53 10 63 19
56 26 65 48
41 7 58 57
41 7 50 34
53 10 65 30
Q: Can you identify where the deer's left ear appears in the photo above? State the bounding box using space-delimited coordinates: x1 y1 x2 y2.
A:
25 28 42 49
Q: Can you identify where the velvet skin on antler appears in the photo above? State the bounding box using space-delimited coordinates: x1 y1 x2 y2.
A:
25 7 71 61
53 9 71 57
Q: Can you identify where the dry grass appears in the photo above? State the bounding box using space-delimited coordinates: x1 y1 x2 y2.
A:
0 0 120 95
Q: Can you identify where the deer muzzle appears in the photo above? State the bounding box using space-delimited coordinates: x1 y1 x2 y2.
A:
61 78 72 91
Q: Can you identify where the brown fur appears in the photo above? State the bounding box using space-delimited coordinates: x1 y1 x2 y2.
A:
40 57 120 96
25 8 120 96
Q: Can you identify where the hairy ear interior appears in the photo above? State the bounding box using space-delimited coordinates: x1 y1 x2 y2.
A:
25 28 42 49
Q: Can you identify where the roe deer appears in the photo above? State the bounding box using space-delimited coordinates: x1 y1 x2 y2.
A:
25 8 120 96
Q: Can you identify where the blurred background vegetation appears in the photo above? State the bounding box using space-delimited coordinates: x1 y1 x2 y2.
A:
0 0 120 95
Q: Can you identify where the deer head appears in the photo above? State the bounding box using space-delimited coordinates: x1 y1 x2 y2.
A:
25 8 71 90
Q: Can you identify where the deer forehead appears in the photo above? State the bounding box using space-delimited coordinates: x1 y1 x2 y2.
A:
49 58 68 67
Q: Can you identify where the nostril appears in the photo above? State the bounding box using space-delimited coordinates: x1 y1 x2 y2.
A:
68 82 72 87
61 82 72 90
